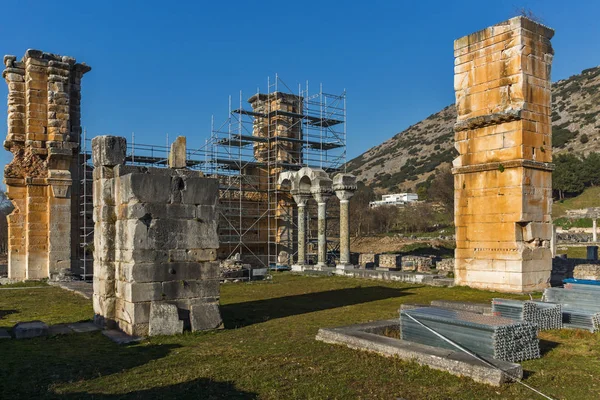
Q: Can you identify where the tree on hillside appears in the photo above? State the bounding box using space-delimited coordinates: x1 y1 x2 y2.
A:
349 181 376 237
553 154 585 199
582 152 600 187
396 202 436 234
427 167 454 211
371 205 398 234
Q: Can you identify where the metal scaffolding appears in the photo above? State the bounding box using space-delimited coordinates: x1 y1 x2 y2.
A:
77 75 346 278
207 75 346 268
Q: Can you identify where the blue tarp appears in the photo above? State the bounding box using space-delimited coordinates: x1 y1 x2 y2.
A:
563 278 600 286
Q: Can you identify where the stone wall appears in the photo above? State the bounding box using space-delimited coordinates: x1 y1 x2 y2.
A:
92 136 222 336
2 50 90 280
378 254 401 271
401 256 433 272
436 258 455 273
572 264 600 281
453 17 554 293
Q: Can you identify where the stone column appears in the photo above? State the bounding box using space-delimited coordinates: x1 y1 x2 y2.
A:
593 219 597 242
453 17 554 293
334 173 357 270
291 192 311 270
3 50 90 281
312 190 332 269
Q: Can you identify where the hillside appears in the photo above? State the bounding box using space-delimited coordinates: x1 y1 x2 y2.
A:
347 65 600 193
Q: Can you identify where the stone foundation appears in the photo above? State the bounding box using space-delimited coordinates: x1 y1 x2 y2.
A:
92 136 222 336
453 17 554 293
401 256 434 272
378 254 401 271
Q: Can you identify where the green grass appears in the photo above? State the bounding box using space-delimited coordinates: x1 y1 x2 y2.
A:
1 274 599 399
554 217 593 229
556 246 589 259
0 283 92 328
553 186 600 218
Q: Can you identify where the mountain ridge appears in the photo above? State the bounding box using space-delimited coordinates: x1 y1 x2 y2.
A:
346 65 600 194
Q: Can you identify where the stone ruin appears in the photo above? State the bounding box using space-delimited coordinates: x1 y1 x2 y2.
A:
92 135 222 336
278 167 357 271
2 50 90 280
453 17 555 293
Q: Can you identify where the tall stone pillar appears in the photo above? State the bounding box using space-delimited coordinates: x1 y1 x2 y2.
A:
334 173 357 270
3 50 90 280
93 136 222 337
239 92 304 265
291 191 311 270
453 17 554 293
311 176 332 269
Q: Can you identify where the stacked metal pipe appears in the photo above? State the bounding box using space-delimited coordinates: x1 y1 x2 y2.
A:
491 298 562 331
400 307 540 362
543 287 600 332
564 282 600 292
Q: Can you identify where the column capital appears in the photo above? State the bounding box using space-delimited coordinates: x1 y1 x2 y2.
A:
312 190 332 204
335 189 355 202
333 173 357 191
292 191 311 206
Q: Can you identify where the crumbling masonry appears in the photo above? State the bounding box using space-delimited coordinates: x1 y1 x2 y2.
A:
92 136 222 336
453 17 554 293
2 50 90 280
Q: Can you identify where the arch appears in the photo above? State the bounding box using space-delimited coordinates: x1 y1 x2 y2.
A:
298 175 312 193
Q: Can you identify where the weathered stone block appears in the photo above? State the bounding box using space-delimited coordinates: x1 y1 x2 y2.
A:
119 173 172 204
92 136 126 167
181 177 219 205
402 256 433 272
117 281 163 303
161 279 219 300
190 303 223 331
13 321 49 339
573 264 600 280
168 136 187 169
119 261 219 283
148 303 183 336
436 258 455 273
358 253 379 269
379 254 401 270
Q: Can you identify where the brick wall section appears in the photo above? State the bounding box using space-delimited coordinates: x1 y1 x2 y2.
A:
452 17 554 293
92 136 222 336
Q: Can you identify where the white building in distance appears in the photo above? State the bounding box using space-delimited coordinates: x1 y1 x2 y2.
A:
369 193 418 208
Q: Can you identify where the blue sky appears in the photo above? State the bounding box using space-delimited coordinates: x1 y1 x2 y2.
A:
1 0 599 170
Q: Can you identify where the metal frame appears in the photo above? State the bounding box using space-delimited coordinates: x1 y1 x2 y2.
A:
77 75 346 278
208 75 346 268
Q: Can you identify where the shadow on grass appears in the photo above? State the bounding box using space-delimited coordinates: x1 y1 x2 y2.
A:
0 333 183 399
61 378 258 399
539 338 561 356
221 285 414 328
0 309 18 320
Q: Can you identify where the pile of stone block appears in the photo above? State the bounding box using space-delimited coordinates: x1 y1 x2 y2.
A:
573 264 600 280
358 253 379 269
378 254 401 271
401 256 433 272
436 258 455 274
92 135 222 337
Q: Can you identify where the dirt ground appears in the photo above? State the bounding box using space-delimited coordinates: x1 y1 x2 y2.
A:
350 235 446 254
